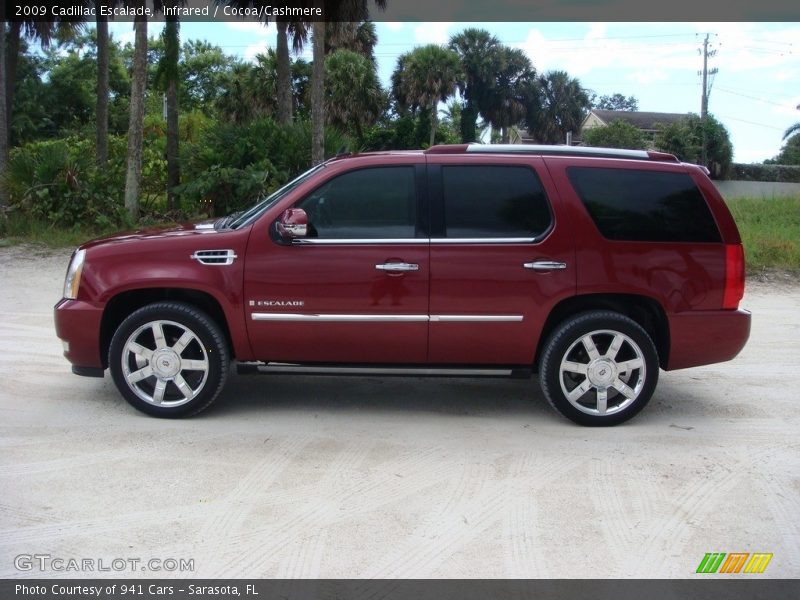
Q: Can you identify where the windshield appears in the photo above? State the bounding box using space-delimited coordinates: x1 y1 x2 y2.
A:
227 164 326 230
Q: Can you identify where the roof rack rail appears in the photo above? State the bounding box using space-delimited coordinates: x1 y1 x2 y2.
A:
425 143 679 163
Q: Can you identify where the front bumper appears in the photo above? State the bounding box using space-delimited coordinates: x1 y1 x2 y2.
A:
54 298 105 372
666 308 751 370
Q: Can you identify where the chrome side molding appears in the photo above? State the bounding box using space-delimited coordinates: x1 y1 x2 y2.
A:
251 313 523 323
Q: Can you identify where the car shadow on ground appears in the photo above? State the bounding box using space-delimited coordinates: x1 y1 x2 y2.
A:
82 367 740 428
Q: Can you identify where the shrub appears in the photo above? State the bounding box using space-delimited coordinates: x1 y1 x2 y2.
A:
654 114 733 179
582 119 648 150
177 117 350 216
2 137 129 228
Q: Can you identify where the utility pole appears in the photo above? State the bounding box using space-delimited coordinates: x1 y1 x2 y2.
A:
699 33 718 167
701 34 709 119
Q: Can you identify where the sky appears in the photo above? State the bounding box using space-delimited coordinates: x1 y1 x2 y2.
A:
108 20 800 163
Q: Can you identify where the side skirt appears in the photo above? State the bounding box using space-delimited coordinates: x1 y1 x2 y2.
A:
236 362 533 379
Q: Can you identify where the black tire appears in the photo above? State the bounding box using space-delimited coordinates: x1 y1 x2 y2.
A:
109 302 229 418
539 310 659 426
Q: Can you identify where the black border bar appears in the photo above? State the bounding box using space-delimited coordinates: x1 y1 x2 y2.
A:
2 579 800 600
2 0 799 22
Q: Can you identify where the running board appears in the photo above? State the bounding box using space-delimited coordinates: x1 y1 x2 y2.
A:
237 362 532 379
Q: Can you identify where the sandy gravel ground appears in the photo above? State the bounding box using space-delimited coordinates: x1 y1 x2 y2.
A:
0 245 798 579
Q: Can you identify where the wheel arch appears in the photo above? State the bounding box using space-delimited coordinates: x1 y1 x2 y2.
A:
100 288 234 368
535 293 669 369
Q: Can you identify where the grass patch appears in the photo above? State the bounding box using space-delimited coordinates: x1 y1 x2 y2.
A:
726 196 800 274
0 214 121 248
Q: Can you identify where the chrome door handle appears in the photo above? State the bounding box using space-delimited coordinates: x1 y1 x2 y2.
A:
375 262 419 272
524 260 567 271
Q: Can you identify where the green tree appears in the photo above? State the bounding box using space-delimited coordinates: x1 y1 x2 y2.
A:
582 119 647 150
325 49 384 143
529 70 590 144
392 44 461 147
449 28 500 143
178 40 241 113
766 134 800 165
5 20 84 133
477 46 535 144
591 93 639 111
654 113 733 178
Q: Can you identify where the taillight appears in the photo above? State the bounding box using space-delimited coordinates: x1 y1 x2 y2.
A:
722 244 745 309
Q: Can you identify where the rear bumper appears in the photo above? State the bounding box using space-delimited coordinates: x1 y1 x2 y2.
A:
666 308 751 370
54 298 105 372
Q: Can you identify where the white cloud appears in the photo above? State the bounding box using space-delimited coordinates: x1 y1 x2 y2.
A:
413 22 453 45
517 22 800 82
244 42 270 62
384 22 404 32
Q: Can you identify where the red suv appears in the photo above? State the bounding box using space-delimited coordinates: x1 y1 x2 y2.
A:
54 144 750 425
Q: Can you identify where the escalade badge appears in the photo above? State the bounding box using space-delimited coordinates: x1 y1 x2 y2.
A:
249 300 305 307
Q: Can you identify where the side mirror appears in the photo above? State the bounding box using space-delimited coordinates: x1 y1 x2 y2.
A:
276 208 308 240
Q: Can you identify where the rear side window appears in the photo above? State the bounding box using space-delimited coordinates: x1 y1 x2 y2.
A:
567 167 721 242
441 165 551 239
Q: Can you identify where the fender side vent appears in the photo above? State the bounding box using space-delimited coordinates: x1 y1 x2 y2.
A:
190 249 237 265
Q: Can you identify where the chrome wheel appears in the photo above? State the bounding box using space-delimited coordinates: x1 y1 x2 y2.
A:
558 329 646 416
121 319 209 407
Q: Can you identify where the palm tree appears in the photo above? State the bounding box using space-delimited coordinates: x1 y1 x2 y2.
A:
95 13 109 166
124 12 148 219
394 45 462 147
274 19 309 124
478 46 535 144
449 28 500 143
311 17 325 164
155 12 181 211
325 49 384 143
326 21 378 62
784 122 800 141
216 63 260 125
310 0 385 165
275 20 292 124
529 70 590 144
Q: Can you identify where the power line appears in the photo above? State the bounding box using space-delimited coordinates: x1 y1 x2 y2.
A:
717 114 786 131
715 87 792 108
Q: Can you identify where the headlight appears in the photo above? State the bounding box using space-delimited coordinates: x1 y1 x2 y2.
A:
63 249 86 300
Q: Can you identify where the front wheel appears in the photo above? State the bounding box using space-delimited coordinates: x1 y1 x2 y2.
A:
109 302 229 417
539 310 659 426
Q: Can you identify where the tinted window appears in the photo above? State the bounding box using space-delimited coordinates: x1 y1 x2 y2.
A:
441 166 551 238
296 167 416 239
567 167 721 242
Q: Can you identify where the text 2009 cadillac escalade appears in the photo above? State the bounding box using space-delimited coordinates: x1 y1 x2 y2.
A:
54 144 751 425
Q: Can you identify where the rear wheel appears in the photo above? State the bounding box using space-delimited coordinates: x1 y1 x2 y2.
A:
539 310 659 426
109 302 229 417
